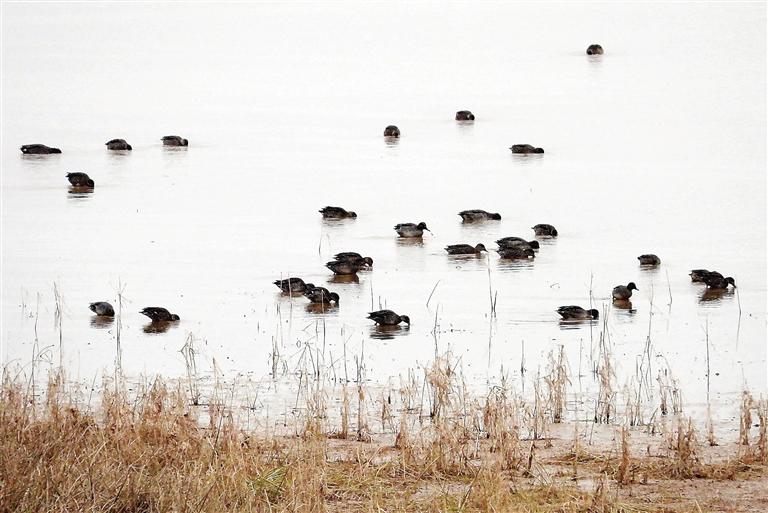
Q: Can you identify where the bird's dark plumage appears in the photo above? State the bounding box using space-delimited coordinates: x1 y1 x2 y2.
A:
587 44 604 55
455 110 475 121
612 282 638 300
638 254 661 266
273 278 314 293
367 309 410 326
140 307 180 322
510 144 544 154
532 224 558 237
445 243 486 255
702 272 736 290
395 222 431 238
66 172 94 188
162 135 188 146
689 269 710 282
304 286 340 304
105 139 132 150
319 206 357 219
384 125 400 137
325 260 364 275
458 210 501 222
496 237 540 250
20 144 61 154
333 252 373 267
497 247 536 259
89 302 115 317
557 306 599 320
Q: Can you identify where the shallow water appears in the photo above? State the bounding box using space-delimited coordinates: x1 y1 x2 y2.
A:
1 3 766 416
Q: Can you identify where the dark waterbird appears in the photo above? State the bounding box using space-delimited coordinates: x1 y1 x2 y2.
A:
395 222 431 238
638 254 661 266
20 144 61 154
325 260 365 275
689 269 710 282
304 286 340 304
162 135 188 146
702 272 736 290
586 44 604 55
612 282 638 300
273 277 315 294
140 307 180 322
105 139 132 150
66 172 94 188
557 305 599 320
497 247 535 260
367 309 410 326
496 237 540 250
89 302 115 317
510 144 544 154
455 110 475 121
333 252 373 268
445 243 486 255
532 224 558 237
458 209 501 222
383 125 400 137
319 206 357 219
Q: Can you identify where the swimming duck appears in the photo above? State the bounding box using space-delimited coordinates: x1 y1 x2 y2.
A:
612 282 638 300
20 144 61 154
273 277 315 293
445 243 486 255
384 125 400 137
304 286 340 304
586 44 604 55
455 110 475 121
557 305 599 320
689 269 710 282
395 222 431 238
333 252 373 267
367 309 410 326
325 260 365 275
638 254 661 266
702 272 736 290
458 209 501 222
532 224 558 237
66 172 94 188
319 206 357 219
89 302 115 317
140 307 180 322
105 139 132 150
162 135 188 146
497 247 536 260
510 144 544 154
496 237 540 249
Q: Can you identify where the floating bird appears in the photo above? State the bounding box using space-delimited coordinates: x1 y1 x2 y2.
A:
304 286 340 304
497 247 535 260
532 224 558 237
383 125 400 137
162 135 188 146
66 172 94 188
689 269 710 282
587 44 604 55
496 237 540 249
612 282 638 300
319 206 357 219
273 278 315 294
458 209 501 222
325 260 365 275
395 222 431 238
702 272 736 290
367 309 410 326
557 305 599 320
20 144 61 154
445 243 486 255
105 139 132 150
510 144 544 154
455 110 475 121
89 302 115 317
638 254 661 266
140 307 180 322
333 252 373 267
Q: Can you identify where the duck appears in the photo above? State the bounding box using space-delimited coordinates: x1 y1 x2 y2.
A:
612 282 638 300
105 139 132 150
458 209 501 222
66 172 94 188
497 247 535 260
496 237 540 250
140 307 180 322
304 286 340 304
702 272 736 290
367 309 410 326
319 206 357 219
89 302 115 317
638 254 661 266
395 222 431 238
689 269 710 282
162 135 188 146
532 224 558 237
325 260 365 275
383 125 400 137
557 305 599 320
445 243 486 255
510 144 544 154
455 110 475 121
586 44 604 55
333 252 373 268
20 144 61 154
273 277 315 294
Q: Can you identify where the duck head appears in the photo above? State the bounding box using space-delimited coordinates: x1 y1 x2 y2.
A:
475 244 487 252
528 240 540 249
490 213 502 220
726 277 736 288
417 222 431 233
171 314 181 321
330 292 340 304
589 309 600 319
363 257 374 266
627 282 639 291
400 315 411 325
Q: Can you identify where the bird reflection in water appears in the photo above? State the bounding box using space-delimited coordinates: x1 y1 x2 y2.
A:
305 303 339 315
558 319 599 330
90 316 114 329
369 324 410 340
497 260 534 272
328 274 360 285
699 288 734 304
68 186 94 198
143 321 177 334
612 300 636 314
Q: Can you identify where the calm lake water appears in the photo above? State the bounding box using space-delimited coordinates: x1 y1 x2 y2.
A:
2 3 765 419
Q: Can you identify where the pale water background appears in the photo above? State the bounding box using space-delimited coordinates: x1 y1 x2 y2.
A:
2 3 766 423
